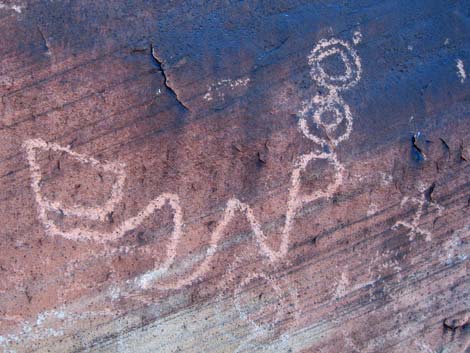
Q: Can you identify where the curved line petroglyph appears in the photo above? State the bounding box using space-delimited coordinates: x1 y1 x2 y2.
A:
23 35 362 291
213 254 300 352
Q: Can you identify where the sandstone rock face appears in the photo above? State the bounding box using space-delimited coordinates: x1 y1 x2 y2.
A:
0 1 469 352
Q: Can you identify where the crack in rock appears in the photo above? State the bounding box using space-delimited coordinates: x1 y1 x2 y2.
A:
150 43 189 111
37 26 51 56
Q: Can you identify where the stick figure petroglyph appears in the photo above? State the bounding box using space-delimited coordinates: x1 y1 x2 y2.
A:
392 189 444 242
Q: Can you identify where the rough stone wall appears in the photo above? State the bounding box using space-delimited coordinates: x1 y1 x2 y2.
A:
0 1 469 352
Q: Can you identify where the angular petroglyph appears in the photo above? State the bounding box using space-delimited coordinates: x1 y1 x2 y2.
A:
24 138 126 224
137 151 343 290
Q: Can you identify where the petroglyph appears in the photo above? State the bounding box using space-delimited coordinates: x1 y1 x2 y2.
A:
203 77 250 101
307 38 362 91
24 35 362 293
298 91 354 147
367 203 378 216
137 149 344 290
353 31 362 45
334 271 377 300
138 35 362 289
24 138 126 224
392 188 444 242
23 141 343 289
0 2 24 13
298 37 361 153
456 59 466 83
2 0 468 350
213 255 300 353
439 226 469 265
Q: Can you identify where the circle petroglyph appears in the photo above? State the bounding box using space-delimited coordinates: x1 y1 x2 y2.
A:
299 36 360 146
308 38 362 91
215 258 300 352
233 272 286 334
298 92 353 146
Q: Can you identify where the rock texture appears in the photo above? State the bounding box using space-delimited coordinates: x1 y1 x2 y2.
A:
0 1 469 352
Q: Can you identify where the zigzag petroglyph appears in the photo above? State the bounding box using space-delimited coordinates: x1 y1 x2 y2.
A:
24 35 362 290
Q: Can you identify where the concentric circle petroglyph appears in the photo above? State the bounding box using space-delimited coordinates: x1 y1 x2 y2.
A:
299 36 360 147
298 92 353 146
308 38 362 91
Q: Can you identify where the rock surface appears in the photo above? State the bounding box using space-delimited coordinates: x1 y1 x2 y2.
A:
0 1 469 352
